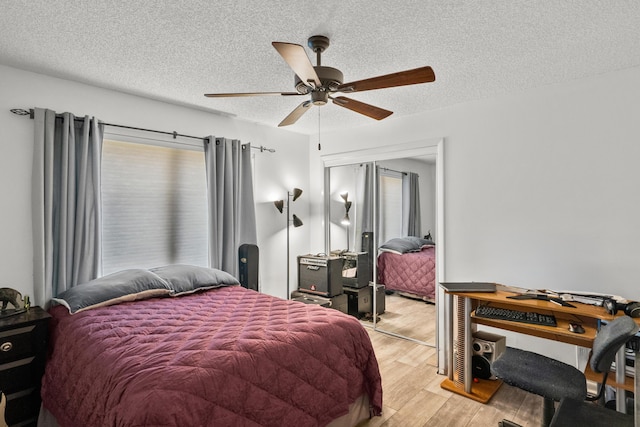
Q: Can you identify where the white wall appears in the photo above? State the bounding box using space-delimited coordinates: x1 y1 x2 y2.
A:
309 66 640 364
0 64 310 301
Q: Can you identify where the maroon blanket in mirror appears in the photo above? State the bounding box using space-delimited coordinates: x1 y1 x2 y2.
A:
377 246 436 300
41 286 382 427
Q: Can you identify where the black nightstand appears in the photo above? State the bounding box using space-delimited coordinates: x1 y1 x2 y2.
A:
0 307 50 427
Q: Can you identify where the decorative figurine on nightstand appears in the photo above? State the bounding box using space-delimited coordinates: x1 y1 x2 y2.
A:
0 287 26 318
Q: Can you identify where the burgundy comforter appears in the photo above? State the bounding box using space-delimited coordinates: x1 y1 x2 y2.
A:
377 246 436 300
41 286 382 427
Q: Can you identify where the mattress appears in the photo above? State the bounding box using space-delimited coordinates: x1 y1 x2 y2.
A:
41 285 382 427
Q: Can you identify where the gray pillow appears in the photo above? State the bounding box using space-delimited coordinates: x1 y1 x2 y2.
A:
52 269 172 314
404 236 435 247
379 237 421 255
149 264 240 295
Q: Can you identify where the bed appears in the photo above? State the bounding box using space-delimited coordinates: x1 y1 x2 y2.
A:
377 237 436 301
38 265 382 427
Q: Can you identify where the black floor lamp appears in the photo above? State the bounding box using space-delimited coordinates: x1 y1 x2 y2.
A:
274 188 303 299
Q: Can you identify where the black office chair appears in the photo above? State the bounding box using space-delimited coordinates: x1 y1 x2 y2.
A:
490 315 639 427
548 397 634 427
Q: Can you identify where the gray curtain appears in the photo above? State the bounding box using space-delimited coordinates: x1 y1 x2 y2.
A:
32 108 103 307
402 172 421 236
204 137 257 277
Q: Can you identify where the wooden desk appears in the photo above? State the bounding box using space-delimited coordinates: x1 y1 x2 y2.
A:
440 288 640 424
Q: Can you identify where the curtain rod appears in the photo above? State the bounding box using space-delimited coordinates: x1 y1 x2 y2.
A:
379 166 407 176
10 108 275 153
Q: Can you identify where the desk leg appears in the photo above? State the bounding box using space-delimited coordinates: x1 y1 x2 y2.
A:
635 350 639 427
617 347 627 413
446 292 454 380
453 295 473 392
440 294 502 403
462 296 472 393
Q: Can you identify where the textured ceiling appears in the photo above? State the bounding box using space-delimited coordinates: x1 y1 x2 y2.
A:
2 1 640 135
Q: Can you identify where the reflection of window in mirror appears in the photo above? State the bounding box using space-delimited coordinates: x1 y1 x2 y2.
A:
379 170 403 244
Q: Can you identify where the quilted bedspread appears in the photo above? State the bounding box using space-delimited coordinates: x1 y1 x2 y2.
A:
377 246 436 300
41 286 382 427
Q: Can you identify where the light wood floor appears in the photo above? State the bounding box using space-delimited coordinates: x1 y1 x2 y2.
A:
362 295 543 427
372 293 437 344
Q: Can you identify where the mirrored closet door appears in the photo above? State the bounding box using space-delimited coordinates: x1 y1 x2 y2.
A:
322 140 444 346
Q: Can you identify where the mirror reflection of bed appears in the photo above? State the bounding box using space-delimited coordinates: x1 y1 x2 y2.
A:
376 235 437 342
328 156 437 345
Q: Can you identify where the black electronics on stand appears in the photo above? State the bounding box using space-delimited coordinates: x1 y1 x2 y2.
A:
332 248 384 318
331 251 370 289
238 244 259 291
343 285 385 319
324 234 384 319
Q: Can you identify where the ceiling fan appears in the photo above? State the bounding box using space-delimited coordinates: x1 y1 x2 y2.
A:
204 35 435 127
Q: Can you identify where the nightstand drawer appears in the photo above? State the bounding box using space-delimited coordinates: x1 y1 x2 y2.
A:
0 357 39 393
0 325 40 363
4 387 40 427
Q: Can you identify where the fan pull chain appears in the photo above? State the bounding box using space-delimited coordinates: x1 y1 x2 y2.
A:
317 108 321 151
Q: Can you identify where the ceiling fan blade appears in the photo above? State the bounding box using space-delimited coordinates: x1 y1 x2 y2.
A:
331 96 393 121
337 66 435 93
272 42 321 88
278 101 313 127
204 92 302 97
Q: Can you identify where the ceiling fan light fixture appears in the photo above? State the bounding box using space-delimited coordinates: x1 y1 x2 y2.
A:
294 66 344 96
311 91 328 106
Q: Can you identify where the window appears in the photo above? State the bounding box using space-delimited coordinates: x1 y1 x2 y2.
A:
101 140 208 275
379 171 403 243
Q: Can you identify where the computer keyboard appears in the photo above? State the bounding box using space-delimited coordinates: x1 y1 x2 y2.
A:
474 304 557 327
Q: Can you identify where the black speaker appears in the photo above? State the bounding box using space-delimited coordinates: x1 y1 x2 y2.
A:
343 285 385 317
361 232 374 281
238 244 259 291
471 331 506 380
297 254 343 297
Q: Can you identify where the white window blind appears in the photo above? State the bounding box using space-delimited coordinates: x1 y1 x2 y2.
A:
101 139 208 275
379 172 403 243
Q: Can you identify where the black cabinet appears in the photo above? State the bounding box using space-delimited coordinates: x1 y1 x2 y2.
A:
343 285 385 319
0 307 50 427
